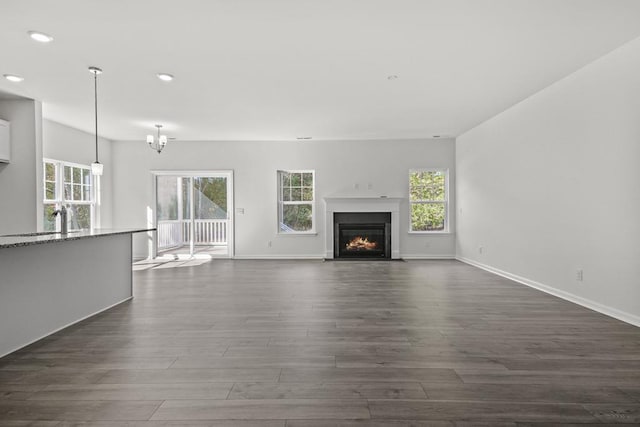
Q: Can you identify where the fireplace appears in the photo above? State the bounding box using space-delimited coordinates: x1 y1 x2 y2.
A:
324 197 401 259
334 212 391 259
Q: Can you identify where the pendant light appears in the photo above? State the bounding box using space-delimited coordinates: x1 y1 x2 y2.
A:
89 66 103 176
147 124 168 154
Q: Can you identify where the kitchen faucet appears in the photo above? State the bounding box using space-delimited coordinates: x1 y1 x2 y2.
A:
52 205 68 234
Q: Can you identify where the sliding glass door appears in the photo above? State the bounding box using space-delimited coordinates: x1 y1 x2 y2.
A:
155 171 233 258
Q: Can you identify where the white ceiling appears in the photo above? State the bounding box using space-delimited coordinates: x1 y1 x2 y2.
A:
1 0 640 141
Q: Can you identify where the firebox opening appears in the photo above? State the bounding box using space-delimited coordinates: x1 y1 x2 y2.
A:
334 212 391 259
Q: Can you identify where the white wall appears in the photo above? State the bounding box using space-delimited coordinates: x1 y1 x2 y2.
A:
43 120 114 228
0 98 43 235
112 138 455 259
456 37 640 325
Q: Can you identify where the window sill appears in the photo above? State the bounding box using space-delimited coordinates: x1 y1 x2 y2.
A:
277 231 318 236
408 230 453 235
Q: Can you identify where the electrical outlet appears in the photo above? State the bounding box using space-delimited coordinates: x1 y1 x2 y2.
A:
576 269 583 281
478 246 483 254
354 183 359 190
367 182 373 190
267 241 272 248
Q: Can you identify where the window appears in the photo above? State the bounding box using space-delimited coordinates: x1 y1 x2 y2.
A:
409 169 448 232
43 159 95 231
278 170 315 233
43 161 59 231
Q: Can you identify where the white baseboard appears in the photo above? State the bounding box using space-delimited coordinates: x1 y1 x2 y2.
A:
402 254 456 260
456 256 640 328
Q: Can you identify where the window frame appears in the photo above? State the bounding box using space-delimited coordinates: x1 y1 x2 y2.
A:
408 168 449 234
43 161 58 202
43 158 96 231
62 163 93 203
277 169 316 235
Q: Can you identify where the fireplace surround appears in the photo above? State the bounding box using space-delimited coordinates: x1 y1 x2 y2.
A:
323 197 402 259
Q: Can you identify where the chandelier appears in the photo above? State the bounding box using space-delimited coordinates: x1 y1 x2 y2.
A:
147 124 168 154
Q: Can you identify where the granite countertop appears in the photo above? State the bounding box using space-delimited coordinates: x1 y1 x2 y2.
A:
0 228 155 249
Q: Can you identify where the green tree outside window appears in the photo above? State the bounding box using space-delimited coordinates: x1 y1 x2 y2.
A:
278 171 314 232
409 170 447 231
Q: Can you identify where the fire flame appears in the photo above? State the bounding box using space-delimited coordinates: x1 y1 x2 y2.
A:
345 236 378 251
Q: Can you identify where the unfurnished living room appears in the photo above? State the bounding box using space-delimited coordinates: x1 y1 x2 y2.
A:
1 0 640 425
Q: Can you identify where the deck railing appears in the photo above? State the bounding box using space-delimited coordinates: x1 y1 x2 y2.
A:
157 220 182 249
157 219 228 249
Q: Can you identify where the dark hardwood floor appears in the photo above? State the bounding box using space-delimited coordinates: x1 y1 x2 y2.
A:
1 259 639 425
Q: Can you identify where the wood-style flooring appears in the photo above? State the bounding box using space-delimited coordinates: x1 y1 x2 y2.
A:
1 259 639 425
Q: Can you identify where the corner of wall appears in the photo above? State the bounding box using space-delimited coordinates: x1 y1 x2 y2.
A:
454 37 640 326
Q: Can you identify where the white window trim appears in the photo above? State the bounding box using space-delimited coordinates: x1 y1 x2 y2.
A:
408 168 449 234
277 169 316 235
43 158 96 231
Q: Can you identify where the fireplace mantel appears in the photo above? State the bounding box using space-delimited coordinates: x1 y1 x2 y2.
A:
323 197 402 259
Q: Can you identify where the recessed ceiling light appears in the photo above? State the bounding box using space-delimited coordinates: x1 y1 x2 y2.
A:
387 75 398 80
296 136 312 140
28 31 53 43
157 73 174 82
3 74 24 82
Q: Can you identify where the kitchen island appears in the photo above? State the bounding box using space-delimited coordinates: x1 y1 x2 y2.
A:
0 228 154 358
